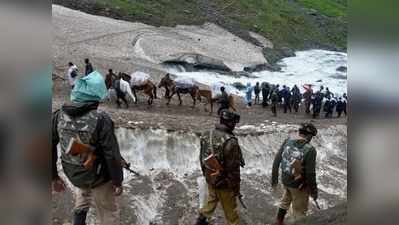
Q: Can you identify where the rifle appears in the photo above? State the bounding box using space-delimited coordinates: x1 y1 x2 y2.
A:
121 159 140 177
238 194 247 209
66 137 96 170
313 199 321 210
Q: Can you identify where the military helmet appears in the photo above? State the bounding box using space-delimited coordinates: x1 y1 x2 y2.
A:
220 109 240 124
299 123 317 136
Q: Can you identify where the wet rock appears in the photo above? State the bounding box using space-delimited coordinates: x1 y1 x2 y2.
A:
336 66 347 72
329 74 347 80
232 82 246 90
262 47 295 71
162 53 232 73
243 63 281 72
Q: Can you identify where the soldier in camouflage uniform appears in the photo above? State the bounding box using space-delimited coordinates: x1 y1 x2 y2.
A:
195 110 245 225
270 87 279 117
271 123 318 225
52 76 124 225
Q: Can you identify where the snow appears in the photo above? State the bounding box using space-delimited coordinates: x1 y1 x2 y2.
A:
170 49 347 96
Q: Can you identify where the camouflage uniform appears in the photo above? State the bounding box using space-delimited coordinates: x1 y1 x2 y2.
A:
271 138 318 222
52 101 123 225
270 91 279 116
199 124 245 225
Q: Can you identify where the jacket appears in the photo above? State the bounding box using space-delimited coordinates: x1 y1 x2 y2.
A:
52 101 123 188
200 124 245 191
271 138 317 197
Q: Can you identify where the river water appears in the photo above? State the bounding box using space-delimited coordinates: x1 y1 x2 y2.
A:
167 49 347 97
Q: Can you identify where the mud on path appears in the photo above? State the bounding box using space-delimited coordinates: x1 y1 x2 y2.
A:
53 79 346 133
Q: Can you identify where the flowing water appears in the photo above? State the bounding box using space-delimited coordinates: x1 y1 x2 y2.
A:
166 49 348 97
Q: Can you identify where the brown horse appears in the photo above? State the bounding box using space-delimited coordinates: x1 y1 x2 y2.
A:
197 90 237 114
158 73 199 106
120 72 158 105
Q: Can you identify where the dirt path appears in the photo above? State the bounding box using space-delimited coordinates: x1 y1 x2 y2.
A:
53 79 346 133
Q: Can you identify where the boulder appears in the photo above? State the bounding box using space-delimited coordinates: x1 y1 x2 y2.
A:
263 47 295 63
162 53 232 73
244 63 281 72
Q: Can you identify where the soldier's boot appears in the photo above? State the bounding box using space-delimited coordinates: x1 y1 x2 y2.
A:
276 208 287 225
194 214 210 225
73 209 88 225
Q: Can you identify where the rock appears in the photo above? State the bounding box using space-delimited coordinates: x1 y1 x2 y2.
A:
336 66 347 72
329 74 347 80
262 47 295 67
316 79 323 82
244 63 281 72
249 31 274 48
232 82 246 90
162 53 232 73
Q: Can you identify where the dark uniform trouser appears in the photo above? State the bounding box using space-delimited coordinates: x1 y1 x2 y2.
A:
200 186 239 225
283 100 292 113
271 103 277 116
279 187 310 222
293 102 299 113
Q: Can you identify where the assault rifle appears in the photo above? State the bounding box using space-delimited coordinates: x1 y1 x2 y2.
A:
121 158 141 177
238 194 247 209
66 137 96 170
313 199 321 210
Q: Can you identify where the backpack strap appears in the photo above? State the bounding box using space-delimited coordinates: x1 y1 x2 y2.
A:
209 129 214 155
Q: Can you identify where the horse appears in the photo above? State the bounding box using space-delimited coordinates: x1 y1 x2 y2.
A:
197 89 237 114
158 73 199 107
120 72 158 105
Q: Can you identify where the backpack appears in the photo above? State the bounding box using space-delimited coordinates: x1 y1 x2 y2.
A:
200 129 236 187
280 139 310 180
57 109 105 188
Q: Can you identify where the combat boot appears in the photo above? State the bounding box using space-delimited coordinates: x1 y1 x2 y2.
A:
194 214 210 225
276 208 287 225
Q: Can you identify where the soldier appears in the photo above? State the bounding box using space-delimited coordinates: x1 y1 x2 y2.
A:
282 86 292 113
336 97 346 118
254 82 261 105
271 123 318 224
270 88 279 117
312 91 323 119
52 75 124 225
291 85 301 113
195 110 245 225
261 82 270 107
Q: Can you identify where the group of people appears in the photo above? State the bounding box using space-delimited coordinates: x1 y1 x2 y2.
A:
244 82 347 118
53 70 324 225
66 60 348 121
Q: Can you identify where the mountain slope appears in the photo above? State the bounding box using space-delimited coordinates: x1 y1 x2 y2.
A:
53 0 347 52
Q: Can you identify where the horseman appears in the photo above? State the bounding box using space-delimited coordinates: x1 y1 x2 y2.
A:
158 73 199 107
